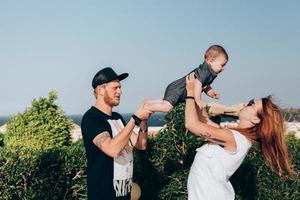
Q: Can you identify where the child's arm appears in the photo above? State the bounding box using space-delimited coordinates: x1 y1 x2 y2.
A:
194 79 206 108
204 85 220 99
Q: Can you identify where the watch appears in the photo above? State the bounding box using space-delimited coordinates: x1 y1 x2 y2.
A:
139 128 148 134
132 114 142 126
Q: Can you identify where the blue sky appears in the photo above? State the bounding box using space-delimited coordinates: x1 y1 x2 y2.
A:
1 0 299 116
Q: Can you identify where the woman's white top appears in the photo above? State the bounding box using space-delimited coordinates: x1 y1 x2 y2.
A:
188 130 252 200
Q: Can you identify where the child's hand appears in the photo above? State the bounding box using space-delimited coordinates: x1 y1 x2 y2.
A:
206 88 220 99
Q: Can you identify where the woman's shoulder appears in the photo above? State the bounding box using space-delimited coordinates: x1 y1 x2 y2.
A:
229 129 252 152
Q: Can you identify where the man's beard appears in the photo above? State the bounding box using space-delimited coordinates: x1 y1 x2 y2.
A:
104 92 120 107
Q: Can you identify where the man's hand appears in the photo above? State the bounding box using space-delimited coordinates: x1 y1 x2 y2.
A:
134 101 153 120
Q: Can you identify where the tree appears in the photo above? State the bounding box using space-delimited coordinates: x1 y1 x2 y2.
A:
4 91 73 151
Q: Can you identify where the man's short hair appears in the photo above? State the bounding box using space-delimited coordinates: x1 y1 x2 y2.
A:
204 45 228 61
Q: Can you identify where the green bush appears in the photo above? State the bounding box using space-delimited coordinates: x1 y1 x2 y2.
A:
0 91 85 200
0 100 299 199
0 142 87 200
133 104 204 199
4 91 73 151
0 134 3 147
231 134 300 200
134 104 300 200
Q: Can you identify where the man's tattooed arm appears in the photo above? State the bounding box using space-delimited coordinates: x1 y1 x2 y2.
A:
93 131 110 149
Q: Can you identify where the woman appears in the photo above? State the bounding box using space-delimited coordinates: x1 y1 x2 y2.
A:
184 73 294 200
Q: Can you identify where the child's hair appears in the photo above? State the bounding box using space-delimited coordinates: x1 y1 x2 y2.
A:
204 45 228 61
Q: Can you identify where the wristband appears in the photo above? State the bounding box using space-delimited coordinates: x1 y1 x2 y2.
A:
185 96 195 100
132 114 142 126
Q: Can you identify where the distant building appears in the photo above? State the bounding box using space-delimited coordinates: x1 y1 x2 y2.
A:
0 124 7 133
285 122 300 138
70 123 82 142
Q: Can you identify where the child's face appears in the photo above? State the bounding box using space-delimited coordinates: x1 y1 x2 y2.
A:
207 55 227 74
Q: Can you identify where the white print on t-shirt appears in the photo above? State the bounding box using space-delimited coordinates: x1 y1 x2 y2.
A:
107 119 133 196
113 178 132 197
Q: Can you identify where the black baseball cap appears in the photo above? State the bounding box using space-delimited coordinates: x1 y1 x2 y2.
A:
92 67 129 89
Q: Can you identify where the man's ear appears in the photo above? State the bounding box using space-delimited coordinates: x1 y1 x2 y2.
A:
96 85 105 96
251 116 261 124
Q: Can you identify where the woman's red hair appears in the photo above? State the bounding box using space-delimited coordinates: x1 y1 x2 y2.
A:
236 96 294 177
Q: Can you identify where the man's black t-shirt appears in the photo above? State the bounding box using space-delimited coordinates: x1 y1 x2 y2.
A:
81 106 132 200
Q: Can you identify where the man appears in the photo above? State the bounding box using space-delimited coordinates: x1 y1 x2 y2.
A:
81 67 152 200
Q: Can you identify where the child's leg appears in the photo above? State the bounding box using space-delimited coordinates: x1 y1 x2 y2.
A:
144 99 166 104
144 99 174 113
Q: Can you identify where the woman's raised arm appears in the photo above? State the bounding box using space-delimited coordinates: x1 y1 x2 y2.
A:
185 73 236 151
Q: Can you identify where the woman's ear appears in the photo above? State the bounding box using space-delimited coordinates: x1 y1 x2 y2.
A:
251 116 261 124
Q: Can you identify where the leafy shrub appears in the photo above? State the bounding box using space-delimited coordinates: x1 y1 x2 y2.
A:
0 101 298 200
0 91 84 200
0 134 3 147
0 142 87 200
133 104 204 199
134 104 300 200
231 134 300 200
3 91 73 151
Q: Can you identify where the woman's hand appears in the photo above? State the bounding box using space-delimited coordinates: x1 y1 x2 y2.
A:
186 72 196 96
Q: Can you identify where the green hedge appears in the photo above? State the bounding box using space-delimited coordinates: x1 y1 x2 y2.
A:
0 92 85 200
0 99 299 199
0 142 86 200
133 104 300 200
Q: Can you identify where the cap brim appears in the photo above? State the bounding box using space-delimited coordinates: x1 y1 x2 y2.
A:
116 73 129 81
